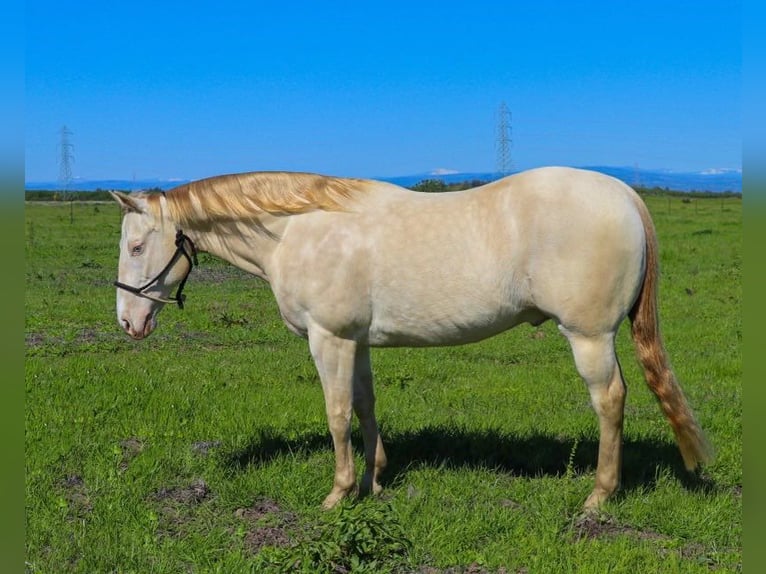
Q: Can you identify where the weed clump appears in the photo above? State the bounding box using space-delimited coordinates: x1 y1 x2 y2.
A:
253 500 410 573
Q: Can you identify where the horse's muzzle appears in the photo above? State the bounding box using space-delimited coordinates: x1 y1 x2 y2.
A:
120 312 156 340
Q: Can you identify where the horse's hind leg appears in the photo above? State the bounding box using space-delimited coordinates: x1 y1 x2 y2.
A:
353 346 387 498
561 327 627 510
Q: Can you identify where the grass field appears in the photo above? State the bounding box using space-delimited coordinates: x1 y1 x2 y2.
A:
25 194 741 573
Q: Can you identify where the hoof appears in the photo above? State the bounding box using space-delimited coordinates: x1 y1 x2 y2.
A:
359 474 383 498
583 487 612 511
321 484 357 510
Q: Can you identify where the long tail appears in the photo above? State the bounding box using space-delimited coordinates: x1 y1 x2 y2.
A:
628 194 713 470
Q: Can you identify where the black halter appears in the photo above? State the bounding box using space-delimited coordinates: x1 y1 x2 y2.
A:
114 229 198 309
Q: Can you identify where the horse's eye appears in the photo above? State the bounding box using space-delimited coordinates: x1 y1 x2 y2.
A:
131 244 144 256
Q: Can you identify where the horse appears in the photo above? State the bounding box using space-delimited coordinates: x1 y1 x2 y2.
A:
110 166 712 510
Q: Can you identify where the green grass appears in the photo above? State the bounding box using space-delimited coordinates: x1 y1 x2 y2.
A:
25 196 741 573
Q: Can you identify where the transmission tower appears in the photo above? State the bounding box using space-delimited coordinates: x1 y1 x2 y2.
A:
496 102 512 176
58 125 75 222
58 125 75 191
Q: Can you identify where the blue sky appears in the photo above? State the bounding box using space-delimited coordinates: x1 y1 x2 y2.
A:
25 1 741 182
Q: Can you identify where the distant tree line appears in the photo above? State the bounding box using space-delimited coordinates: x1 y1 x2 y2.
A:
409 179 492 193
24 188 164 201
631 185 741 199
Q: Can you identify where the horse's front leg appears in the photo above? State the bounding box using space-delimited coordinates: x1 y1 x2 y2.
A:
308 326 358 509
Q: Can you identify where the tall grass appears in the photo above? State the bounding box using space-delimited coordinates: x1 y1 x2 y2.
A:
25 196 741 572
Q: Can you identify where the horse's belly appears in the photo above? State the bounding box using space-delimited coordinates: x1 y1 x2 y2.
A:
366 300 539 347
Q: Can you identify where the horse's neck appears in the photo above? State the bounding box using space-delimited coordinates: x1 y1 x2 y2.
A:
184 215 287 282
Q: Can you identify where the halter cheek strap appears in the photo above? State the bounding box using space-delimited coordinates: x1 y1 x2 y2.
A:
114 229 199 309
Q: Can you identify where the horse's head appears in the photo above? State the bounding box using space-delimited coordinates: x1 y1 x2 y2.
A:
111 191 196 340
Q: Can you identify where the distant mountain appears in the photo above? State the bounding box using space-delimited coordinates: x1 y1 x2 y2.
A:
25 166 742 194
579 166 741 193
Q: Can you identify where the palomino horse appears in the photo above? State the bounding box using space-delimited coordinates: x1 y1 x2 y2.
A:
111 166 712 510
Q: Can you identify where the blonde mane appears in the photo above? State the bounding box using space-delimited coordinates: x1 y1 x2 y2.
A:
158 172 367 226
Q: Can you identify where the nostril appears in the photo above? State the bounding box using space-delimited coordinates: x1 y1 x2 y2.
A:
143 313 155 337
122 319 131 333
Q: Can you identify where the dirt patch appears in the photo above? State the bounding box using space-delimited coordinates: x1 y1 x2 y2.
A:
149 478 213 539
574 514 669 543
25 328 124 352
235 498 298 553
154 478 211 505
77 328 101 343
236 498 290 521
118 437 144 472
25 332 47 347
58 474 93 517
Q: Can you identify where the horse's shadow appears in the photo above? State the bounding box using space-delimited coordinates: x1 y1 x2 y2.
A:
224 424 716 496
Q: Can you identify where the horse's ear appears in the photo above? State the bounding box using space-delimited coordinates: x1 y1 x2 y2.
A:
110 190 145 214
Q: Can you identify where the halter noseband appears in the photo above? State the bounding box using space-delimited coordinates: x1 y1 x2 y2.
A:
114 229 198 309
